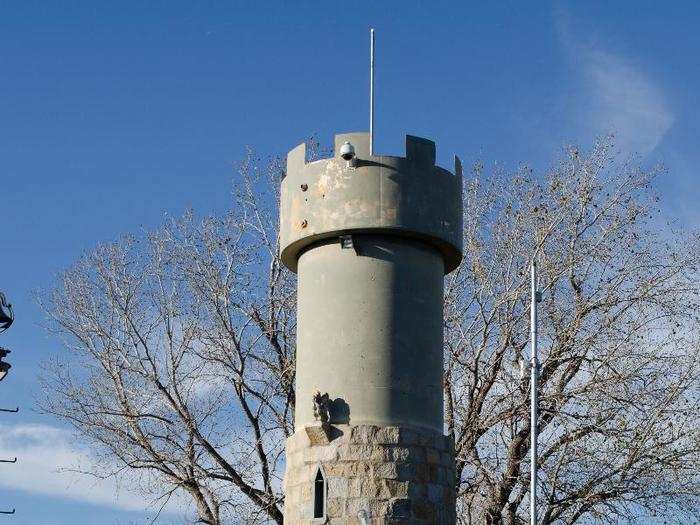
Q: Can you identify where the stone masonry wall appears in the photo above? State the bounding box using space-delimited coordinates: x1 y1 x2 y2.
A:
284 425 455 524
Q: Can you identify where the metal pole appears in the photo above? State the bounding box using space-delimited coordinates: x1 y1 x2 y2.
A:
369 28 375 156
530 260 539 525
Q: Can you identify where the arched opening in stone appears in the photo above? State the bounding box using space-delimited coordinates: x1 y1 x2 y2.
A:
313 466 326 519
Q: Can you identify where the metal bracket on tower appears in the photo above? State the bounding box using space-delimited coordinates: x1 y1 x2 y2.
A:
339 235 354 250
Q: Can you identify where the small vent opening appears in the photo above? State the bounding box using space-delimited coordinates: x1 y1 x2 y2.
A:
313 467 326 519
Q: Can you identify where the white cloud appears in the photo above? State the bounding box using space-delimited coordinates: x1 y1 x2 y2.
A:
556 9 675 156
580 48 674 155
0 423 186 516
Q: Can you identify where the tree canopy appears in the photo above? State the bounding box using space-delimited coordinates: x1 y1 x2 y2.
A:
39 137 700 524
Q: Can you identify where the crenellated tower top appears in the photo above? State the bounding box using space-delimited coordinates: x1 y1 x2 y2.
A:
280 131 463 273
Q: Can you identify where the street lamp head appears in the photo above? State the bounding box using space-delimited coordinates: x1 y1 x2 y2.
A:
0 348 10 382
0 292 13 333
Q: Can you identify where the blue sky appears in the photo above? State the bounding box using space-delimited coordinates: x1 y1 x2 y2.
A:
1 1 698 523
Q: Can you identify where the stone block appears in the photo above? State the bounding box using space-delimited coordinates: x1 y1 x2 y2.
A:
350 425 379 444
329 460 371 478
398 428 420 446
371 447 387 462
303 444 339 463
372 462 398 479
305 425 332 446
408 482 427 500
323 462 345 477
348 461 372 477
300 484 313 502
415 463 430 483
426 448 440 464
431 435 446 452
359 478 381 498
412 500 436 521
326 497 345 517
442 486 455 506
345 497 371 516
320 446 341 462
337 444 357 461
439 451 453 466
408 446 426 463
427 483 444 504
356 478 409 499
348 478 363 498
386 480 409 498
368 499 391 517
433 466 449 485
375 426 401 444
396 462 416 479
385 446 410 462
327 476 348 496
388 497 412 518
427 464 440 484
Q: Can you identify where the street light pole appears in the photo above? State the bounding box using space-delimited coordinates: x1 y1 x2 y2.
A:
0 289 16 516
530 260 541 525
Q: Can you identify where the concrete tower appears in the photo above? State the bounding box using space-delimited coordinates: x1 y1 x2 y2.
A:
281 132 463 523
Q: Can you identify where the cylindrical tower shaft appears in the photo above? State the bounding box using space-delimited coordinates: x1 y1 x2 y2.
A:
297 235 444 431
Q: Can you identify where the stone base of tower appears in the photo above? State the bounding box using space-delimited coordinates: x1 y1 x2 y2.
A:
283 424 455 524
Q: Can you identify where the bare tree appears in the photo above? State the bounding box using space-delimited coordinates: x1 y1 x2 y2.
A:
39 150 295 524
445 136 700 524
40 136 700 523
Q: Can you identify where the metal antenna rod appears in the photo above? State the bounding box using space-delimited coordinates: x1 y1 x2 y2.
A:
369 28 375 156
530 259 540 525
